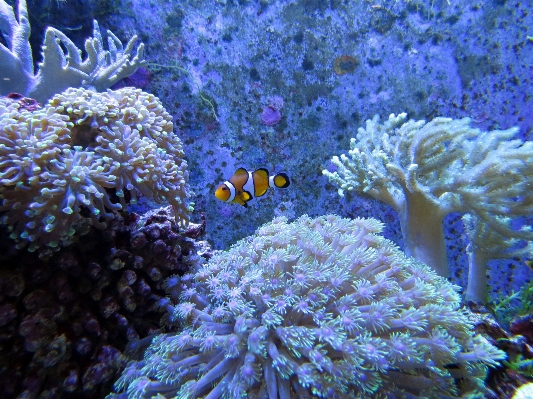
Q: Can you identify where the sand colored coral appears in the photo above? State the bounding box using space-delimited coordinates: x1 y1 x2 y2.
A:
110 214 504 398
323 113 533 302
0 88 192 252
0 0 145 102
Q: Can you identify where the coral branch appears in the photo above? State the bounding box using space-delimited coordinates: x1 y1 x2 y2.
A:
0 0 145 102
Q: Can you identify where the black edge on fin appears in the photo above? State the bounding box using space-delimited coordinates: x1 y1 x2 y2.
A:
275 172 291 188
254 168 269 177
241 190 253 202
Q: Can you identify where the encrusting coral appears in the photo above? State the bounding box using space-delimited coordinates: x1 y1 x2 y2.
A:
109 214 505 399
323 113 533 302
0 87 193 252
0 206 211 399
0 0 145 103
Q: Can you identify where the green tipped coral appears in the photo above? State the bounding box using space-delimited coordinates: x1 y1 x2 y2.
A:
490 279 533 328
0 87 192 252
110 214 505 399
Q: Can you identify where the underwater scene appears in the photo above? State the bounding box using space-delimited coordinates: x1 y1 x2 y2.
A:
1 0 533 397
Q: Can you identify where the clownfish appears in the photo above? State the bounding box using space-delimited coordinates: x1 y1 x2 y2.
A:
215 168 290 207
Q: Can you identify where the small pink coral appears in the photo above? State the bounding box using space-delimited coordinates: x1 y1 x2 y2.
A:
261 105 282 126
260 95 284 126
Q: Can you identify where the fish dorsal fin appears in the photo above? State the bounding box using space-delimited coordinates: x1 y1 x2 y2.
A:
234 167 248 176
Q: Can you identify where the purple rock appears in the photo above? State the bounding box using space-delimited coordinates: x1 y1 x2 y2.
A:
111 67 151 90
0 303 17 326
75 337 92 355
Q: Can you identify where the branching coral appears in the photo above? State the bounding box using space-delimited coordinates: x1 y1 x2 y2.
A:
0 0 145 103
0 87 192 252
110 214 505 398
322 113 533 292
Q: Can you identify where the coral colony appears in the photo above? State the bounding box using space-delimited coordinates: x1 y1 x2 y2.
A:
109 215 505 398
1 0 533 398
323 113 533 303
0 88 192 252
0 207 211 398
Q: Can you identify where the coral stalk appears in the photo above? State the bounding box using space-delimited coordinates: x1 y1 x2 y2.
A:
401 191 448 276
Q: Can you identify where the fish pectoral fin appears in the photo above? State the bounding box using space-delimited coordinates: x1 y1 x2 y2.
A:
234 167 248 176
241 191 253 202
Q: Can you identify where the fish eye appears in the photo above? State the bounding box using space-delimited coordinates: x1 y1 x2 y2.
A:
222 187 228 191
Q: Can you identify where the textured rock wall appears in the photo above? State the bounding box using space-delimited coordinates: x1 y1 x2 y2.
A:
36 0 533 296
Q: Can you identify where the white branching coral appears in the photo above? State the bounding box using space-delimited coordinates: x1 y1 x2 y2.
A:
0 0 144 102
0 87 192 252
110 215 505 399
322 113 533 284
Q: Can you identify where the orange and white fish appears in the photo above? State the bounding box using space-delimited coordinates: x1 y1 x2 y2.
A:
215 168 290 207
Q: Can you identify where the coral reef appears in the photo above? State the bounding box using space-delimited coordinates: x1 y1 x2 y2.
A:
0 0 145 102
97 0 533 308
323 113 533 301
0 87 193 253
0 206 211 399
110 214 505 398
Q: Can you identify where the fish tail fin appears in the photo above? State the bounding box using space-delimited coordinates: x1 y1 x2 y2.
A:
273 172 290 188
